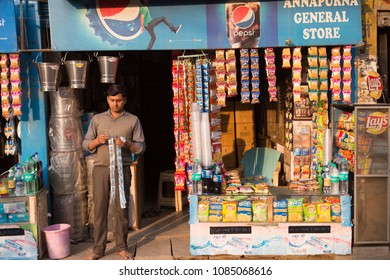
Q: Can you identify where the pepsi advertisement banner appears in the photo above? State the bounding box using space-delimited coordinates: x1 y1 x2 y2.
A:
0 0 18 53
48 0 362 51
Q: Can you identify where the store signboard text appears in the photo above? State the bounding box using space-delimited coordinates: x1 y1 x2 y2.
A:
278 0 362 46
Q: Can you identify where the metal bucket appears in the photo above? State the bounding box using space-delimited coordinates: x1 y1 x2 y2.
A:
49 87 79 117
95 52 123 83
62 52 92 89
48 116 83 152
36 62 60 92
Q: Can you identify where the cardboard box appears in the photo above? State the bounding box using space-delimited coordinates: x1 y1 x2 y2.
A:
236 123 256 146
222 145 237 169
235 101 254 123
221 122 235 146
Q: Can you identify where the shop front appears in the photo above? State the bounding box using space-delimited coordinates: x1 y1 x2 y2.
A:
2 0 389 259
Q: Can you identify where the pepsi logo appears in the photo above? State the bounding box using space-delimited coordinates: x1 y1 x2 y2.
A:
96 0 142 41
232 6 255 29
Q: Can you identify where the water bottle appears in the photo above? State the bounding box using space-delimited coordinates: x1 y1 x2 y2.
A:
23 157 36 195
339 158 349 195
15 165 26 196
192 159 202 195
212 163 222 194
322 164 331 194
7 168 15 196
330 163 339 195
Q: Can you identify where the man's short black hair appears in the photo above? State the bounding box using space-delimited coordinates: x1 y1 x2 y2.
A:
106 84 128 98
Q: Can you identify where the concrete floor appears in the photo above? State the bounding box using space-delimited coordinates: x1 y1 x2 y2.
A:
52 206 390 261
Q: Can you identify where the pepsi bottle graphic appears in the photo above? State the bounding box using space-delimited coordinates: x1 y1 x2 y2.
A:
226 1 260 48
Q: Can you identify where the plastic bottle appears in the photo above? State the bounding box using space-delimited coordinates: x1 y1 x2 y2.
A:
32 152 41 191
212 163 222 195
15 165 26 196
202 166 213 194
32 153 39 173
192 159 202 195
23 157 36 195
339 158 349 195
7 168 15 196
322 164 331 194
330 163 339 195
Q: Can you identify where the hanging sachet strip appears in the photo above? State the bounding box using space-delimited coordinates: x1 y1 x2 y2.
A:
108 137 127 209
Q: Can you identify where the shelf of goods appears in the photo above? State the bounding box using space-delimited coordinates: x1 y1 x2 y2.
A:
189 187 352 256
0 188 48 259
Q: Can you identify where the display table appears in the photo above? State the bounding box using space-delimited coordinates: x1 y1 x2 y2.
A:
189 188 352 256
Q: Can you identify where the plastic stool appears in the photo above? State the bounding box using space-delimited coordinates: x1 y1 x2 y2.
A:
157 170 187 211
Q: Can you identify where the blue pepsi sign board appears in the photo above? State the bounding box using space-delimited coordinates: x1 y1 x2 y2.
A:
0 0 18 53
48 0 362 51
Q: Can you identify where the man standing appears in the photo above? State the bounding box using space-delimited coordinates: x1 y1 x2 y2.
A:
82 84 146 260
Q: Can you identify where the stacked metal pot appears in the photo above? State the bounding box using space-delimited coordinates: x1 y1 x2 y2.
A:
48 86 88 242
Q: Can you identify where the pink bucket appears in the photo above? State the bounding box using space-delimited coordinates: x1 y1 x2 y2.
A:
43 224 71 259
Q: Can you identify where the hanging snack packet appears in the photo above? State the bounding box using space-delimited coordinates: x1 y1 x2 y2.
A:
308 46 318 56
241 91 251 104
10 68 20 82
240 48 249 57
282 48 291 68
0 54 8 67
12 104 22 118
11 91 22 105
1 67 8 79
2 102 11 120
215 50 225 61
9 54 20 68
